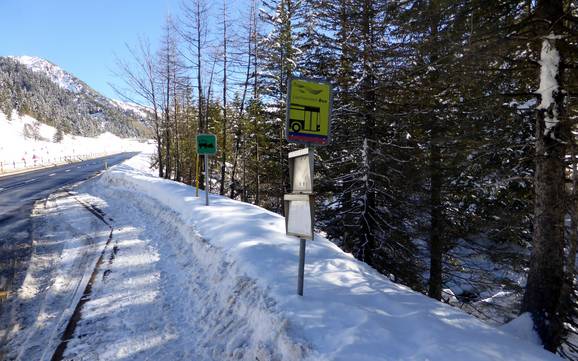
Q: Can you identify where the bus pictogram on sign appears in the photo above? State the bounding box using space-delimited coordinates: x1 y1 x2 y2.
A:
289 104 321 133
286 78 332 146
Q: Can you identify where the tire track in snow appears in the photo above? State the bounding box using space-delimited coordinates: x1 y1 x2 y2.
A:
49 191 114 361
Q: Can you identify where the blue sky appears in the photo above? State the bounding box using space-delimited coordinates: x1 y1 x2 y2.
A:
0 0 183 99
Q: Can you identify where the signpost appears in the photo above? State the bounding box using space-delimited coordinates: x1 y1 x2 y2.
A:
285 148 315 296
285 77 332 296
196 134 217 206
286 78 333 146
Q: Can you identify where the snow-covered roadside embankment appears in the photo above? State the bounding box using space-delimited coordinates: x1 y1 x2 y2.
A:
0 110 148 174
94 153 561 361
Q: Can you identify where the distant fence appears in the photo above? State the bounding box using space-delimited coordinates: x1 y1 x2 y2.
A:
0 152 109 175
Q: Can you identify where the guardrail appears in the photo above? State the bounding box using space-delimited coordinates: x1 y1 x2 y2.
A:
0 152 110 175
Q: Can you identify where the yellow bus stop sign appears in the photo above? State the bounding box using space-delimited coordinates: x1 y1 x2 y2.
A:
286 78 332 146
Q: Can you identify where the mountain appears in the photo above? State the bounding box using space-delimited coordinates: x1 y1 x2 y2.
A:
0 56 151 138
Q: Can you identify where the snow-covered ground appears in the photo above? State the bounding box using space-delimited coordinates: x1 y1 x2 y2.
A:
1 190 113 360
41 152 556 361
2 150 561 360
109 99 151 118
0 110 149 173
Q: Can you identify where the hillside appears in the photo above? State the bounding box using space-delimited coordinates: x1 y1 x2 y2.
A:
0 56 151 138
0 109 148 173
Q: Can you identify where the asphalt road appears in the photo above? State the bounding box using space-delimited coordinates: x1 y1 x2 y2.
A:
0 152 138 296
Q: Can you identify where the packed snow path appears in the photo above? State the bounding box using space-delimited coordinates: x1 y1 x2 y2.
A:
61 182 306 361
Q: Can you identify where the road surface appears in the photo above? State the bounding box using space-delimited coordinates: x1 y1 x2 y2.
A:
0 153 137 298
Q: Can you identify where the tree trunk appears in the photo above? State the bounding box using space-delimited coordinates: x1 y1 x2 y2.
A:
428 130 443 300
220 0 228 196
164 54 172 179
358 0 377 267
521 0 567 350
230 4 254 199
154 111 164 178
173 73 180 182
523 106 566 351
195 0 205 189
426 0 443 301
253 2 261 206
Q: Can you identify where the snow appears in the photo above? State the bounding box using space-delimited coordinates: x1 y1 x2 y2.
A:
9 55 85 93
1 191 113 360
109 99 151 118
500 313 542 346
507 99 536 110
0 110 149 172
61 151 560 361
536 34 560 137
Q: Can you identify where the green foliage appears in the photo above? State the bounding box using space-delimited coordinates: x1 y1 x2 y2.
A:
53 126 64 143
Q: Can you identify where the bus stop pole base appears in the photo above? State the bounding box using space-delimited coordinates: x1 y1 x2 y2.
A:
297 238 306 296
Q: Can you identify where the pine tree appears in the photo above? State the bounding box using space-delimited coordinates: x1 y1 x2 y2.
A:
53 126 64 143
521 0 575 351
259 0 304 212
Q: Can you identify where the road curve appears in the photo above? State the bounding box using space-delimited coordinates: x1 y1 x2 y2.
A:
0 152 138 299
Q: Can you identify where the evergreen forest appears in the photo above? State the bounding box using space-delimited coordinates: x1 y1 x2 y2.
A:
113 0 578 357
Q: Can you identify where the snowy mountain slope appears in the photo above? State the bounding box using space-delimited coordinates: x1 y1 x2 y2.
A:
0 56 151 137
69 152 560 361
109 99 151 119
0 110 148 172
9 55 85 93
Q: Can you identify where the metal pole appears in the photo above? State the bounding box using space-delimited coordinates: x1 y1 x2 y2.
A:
195 154 200 197
205 154 209 206
298 238 306 296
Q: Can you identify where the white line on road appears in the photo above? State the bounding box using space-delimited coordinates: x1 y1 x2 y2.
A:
24 178 37 183
65 169 71 172
49 173 56 177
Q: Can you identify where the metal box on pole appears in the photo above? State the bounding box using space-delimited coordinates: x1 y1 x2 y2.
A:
284 193 314 240
288 148 314 194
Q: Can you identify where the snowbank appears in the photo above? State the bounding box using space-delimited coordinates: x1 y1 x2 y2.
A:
95 153 560 361
0 110 148 172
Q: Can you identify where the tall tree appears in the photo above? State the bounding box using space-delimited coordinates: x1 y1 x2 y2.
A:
181 0 210 187
260 0 303 212
521 0 572 351
113 38 164 178
219 0 230 195
158 16 181 179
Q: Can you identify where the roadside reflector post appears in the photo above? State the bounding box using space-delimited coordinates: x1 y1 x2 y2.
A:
196 134 218 206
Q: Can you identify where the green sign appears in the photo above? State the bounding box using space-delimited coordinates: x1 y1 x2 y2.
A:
286 78 332 146
196 134 217 155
